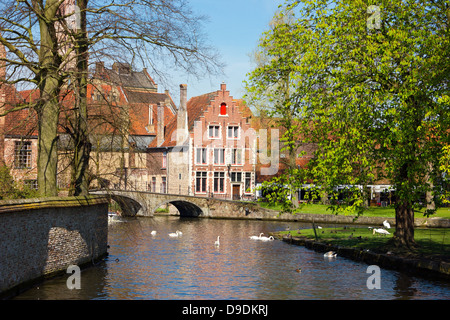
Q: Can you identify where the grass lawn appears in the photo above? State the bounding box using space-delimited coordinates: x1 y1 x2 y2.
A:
258 202 450 219
277 226 450 260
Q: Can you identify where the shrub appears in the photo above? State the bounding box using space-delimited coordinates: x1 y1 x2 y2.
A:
0 164 38 200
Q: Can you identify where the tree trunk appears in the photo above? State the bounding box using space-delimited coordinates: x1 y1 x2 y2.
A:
35 0 63 197
393 200 416 248
70 0 91 196
321 191 330 205
37 80 60 197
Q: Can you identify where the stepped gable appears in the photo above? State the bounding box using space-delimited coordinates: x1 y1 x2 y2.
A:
148 91 217 148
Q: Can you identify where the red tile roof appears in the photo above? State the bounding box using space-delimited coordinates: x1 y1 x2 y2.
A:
1 84 38 137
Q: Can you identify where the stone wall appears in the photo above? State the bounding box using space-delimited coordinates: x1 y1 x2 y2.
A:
0 195 109 299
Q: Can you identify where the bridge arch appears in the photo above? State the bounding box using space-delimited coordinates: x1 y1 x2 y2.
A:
108 194 146 217
90 190 207 217
154 199 204 217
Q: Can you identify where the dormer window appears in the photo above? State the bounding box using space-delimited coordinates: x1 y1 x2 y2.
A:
220 102 227 116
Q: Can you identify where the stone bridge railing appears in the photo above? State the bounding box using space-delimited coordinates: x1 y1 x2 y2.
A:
89 189 277 219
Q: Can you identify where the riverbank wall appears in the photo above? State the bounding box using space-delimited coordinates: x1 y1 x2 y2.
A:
0 195 109 299
274 234 450 281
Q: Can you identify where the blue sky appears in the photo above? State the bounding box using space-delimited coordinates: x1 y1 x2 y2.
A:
168 0 285 101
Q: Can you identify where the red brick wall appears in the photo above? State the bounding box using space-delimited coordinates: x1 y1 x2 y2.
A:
190 84 256 199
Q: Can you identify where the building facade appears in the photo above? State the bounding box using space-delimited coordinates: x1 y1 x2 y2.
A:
148 83 258 200
0 40 176 193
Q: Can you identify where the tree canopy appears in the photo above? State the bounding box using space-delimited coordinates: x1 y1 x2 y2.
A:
246 0 450 249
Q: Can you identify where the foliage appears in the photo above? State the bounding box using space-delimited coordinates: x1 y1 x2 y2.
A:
439 145 450 205
247 0 450 248
246 10 310 208
0 165 38 200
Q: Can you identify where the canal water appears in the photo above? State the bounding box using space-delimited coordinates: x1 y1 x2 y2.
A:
14 215 450 300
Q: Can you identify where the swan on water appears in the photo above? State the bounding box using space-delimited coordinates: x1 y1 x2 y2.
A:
215 236 220 246
151 230 157 236
168 230 182 237
260 235 274 241
373 228 390 236
249 233 264 240
383 220 391 229
324 251 337 258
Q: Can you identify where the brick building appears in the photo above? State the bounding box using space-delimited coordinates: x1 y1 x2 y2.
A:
90 61 176 190
0 39 39 188
0 34 176 192
148 83 258 200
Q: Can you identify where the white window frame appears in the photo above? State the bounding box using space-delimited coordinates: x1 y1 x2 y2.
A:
227 125 239 139
213 148 225 165
244 172 252 194
213 172 225 193
230 148 243 165
195 147 208 165
230 172 242 183
208 125 221 139
195 171 208 193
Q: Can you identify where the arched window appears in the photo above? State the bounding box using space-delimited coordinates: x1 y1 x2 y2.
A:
220 102 227 116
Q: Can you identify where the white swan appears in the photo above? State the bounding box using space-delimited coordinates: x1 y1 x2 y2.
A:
176 230 183 235
324 251 337 258
151 230 157 236
373 228 390 236
260 235 274 241
383 220 391 229
168 230 181 237
249 233 264 240
214 236 220 246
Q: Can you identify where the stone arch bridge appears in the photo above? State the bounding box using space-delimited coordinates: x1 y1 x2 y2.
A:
89 190 270 219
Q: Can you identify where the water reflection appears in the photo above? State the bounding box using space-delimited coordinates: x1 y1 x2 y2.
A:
14 216 450 300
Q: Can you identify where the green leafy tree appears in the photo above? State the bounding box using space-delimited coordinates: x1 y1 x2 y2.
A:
245 9 311 210
439 145 450 205
0 164 38 199
248 0 450 249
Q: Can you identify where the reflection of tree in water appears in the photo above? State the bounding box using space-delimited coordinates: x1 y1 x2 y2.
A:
393 273 418 299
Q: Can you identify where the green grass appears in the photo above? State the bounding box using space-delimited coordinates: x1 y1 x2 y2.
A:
278 227 450 259
258 202 450 219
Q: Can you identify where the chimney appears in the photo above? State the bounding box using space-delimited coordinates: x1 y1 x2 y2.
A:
177 84 188 146
157 102 165 147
